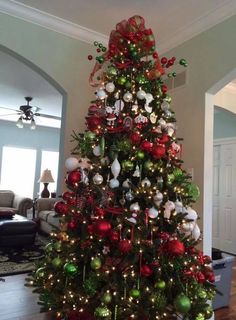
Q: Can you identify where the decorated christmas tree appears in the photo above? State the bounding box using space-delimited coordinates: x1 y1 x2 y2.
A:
29 15 216 320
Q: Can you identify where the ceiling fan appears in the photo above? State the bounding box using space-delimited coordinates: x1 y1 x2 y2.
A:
0 96 61 129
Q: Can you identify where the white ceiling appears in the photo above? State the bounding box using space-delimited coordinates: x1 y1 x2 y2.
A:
1 0 236 127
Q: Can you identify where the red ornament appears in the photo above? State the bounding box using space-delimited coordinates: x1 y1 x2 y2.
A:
161 57 168 65
203 255 212 264
152 52 158 59
54 201 69 215
130 132 141 145
166 239 185 256
87 224 94 234
87 195 94 205
95 206 105 217
67 197 77 206
158 134 169 144
94 220 112 237
109 230 120 242
140 140 153 152
87 55 93 61
86 116 102 132
62 191 74 201
151 145 166 159
196 271 205 283
67 170 81 187
140 264 153 277
204 270 215 283
158 232 170 241
68 220 77 230
118 239 133 253
161 84 168 93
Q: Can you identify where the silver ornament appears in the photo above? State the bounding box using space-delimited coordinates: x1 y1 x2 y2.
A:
111 157 121 179
93 173 103 185
65 157 78 171
126 190 134 201
123 91 133 102
161 101 170 111
130 202 140 212
136 89 146 100
105 82 115 93
175 200 183 213
109 178 120 189
93 145 101 156
185 207 198 221
133 165 141 177
96 88 107 100
141 177 151 188
148 207 159 218
192 224 201 240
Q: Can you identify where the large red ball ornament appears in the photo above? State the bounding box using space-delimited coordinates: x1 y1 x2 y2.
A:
94 220 112 237
86 116 102 132
140 140 153 152
151 145 166 160
130 132 141 145
118 239 133 253
67 170 81 187
140 264 153 277
166 239 185 256
68 220 77 230
54 201 69 215
62 191 74 201
67 197 77 206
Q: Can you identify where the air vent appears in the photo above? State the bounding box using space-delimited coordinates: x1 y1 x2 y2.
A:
163 70 187 91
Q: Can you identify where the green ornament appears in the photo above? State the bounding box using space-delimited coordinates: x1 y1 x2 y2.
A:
98 43 103 48
35 267 46 279
174 294 191 314
167 173 175 183
117 139 131 153
107 66 117 76
90 257 102 270
102 47 107 52
94 306 111 318
64 262 78 276
85 131 96 141
163 95 172 103
154 280 166 291
198 289 207 299
144 160 154 171
202 305 213 319
131 50 138 58
136 74 146 84
185 183 200 201
94 41 98 46
52 257 62 268
96 56 105 64
129 288 141 299
167 73 173 78
54 241 62 252
136 150 145 160
173 168 183 178
45 242 54 253
129 44 136 52
179 58 188 67
195 314 205 320
125 81 132 89
117 76 127 85
172 72 177 77
101 292 112 304
122 160 134 172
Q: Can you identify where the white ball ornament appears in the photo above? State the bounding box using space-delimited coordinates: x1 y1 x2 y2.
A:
96 88 107 100
141 177 151 188
192 224 201 241
65 157 79 171
137 90 146 100
182 222 195 232
175 200 183 213
109 178 120 189
93 145 101 157
130 202 140 212
111 157 121 179
105 82 115 93
123 92 133 102
93 173 103 185
148 207 159 219
161 101 170 111
185 207 198 221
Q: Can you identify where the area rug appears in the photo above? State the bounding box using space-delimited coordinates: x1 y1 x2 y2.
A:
0 234 49 277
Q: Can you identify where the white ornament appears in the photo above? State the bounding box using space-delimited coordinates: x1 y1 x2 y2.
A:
123 92 133 102
126 190 134 201
111 157 121 179
137 90 146 100
96 88 107 100
161 101 170 111
167 127 175 136
141 177 151 188
122 179 131 188
192 224 201 241
132 101 139 112
181 222 195 232
93 145 101 156
133 165 141 177
81 169 89 185
150 112 157 124
145 93 153 103
93 173 103 185
153 191 163 206
159 118 167 128
127 217 137 224
105 82 115 93
175 200 183 213
65 157 79 171
134 114 148 124
114 99 124 111
130 202 140 212
148 207 159 219
164 201 175 219
109 178 120 188
185 207 198 221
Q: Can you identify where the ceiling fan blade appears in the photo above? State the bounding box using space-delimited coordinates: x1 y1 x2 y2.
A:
0 112 19 117
0 106 20 112
35 113 61 120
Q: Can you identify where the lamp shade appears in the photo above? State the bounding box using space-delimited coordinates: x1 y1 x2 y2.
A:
38 169 55 183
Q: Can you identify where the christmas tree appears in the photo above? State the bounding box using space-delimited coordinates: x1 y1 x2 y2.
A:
29 15 216 320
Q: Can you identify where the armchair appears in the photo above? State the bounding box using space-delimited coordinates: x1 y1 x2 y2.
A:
0 190 33 217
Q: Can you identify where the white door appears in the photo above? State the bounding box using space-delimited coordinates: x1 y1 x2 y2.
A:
213 142 236 255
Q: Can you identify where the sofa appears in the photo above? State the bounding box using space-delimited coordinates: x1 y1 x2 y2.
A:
36 198 60 234
0 190 33 217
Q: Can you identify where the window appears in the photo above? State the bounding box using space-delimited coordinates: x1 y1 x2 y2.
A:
40 150 59 195
0 146 36 198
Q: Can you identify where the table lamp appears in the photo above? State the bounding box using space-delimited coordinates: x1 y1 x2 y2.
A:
38 169 55 198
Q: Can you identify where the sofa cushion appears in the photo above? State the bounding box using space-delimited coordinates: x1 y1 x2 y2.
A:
0 209 15 218
0 191 14 207
38 210 60 228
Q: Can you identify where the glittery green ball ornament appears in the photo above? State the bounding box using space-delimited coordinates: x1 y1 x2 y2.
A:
136 74 147 84
107 66 117 76
195 314 205 320
64 262 78 276
203 305 213 319
45 242 54 253
163 95 172 103
94 306 111 318
90 257 102 270
125 81 132 89
52 257 62 268
122 160 134 172
129 288 141 299
117 139 131 153
85 131 96 141
54 241 62 252
117 75 127 85
174 294 191 314
35 267 46 279
185 182 200 201
198 289 207 299
173 168 183 178
136 150 145 160
154 280 166 291
101 292 112 304
144 160 154 171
